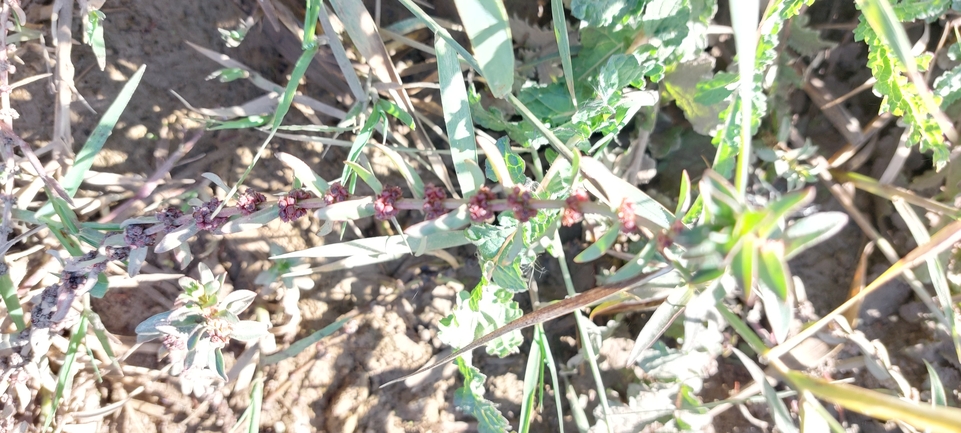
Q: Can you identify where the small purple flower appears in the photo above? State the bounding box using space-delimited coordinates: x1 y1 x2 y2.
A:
62 270 87 291
236 189 267 216
106 246 131 262
422 184 447 220
279 189 313 223
193 198 230 231
124 224 156 248
507 186 538 223
617 199 637 233
324 182 349 205
562 189 590 227
157 206 184 232
161 333 186 351
374 186 403 221
469 187 496 223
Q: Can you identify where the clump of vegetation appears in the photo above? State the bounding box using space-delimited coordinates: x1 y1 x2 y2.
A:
2 0 961 431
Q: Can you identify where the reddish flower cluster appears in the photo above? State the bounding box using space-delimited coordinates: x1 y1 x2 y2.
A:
374 186 403 220
469 187 496 222
124 224 156 248
325 182 349 205
617 199 637 233
562 189 590 226
422 184 447 220
236 189 267 216
62 270 87 291
507 186 537 223
106 246 131 262
279 189 313 223
157 206 184 232
193 198 230 231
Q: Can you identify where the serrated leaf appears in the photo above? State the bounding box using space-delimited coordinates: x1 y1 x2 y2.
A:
934 64 961 108
439 282 523 357
453 358 512 433
788 14 836 56
484 136 525 184
663 55 725 135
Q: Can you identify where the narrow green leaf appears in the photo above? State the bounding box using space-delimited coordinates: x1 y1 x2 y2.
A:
715 301 768 355
314 198 375 221
573 222 621 263
303 0 321 48
86 11 106 70
435 35 479 197
731 237 757 299
782 368 961 432
217 43 320 215
373 143 424 198
48 193 80 235
783 212 850 260
923 360 947 407
452 0 514 98
275 152 329 197
0 272 25 330
734 348 798 433
341 110 383 189
263 313 357 365
60 65 145 198
463 159 486 196
476 136 515 188
626 285 695 365
344 161 383 194
272 231 471 259
376 99 415 130
579 156 673 229
45 315 89 430
675 170 691 216
755 187 815 238
550 0 575 107
519 328 544 433
757 242 792 300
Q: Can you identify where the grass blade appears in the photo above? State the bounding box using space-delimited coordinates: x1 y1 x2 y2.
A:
59 65 145 199
733 348 798 433
216 43 320 215
781 367 961 432
728 0 759 197
550 0 575 106
768 218 961 361
436 37 479 196
0 272 24 330
263 313 357 365
518 327 544 433
44 314 89 430
452 0 514 98
626 285 695 365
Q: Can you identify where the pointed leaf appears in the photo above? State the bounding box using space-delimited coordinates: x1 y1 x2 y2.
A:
626 285 695 365
344 161 383 194
573 222 621 263
783 212 850 260
276 152 329 197
452 0 513 98
733 348 798 433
